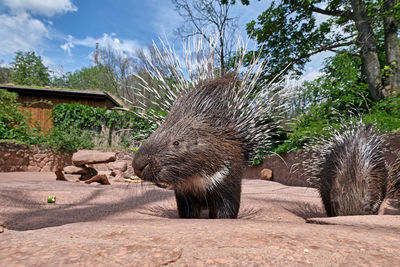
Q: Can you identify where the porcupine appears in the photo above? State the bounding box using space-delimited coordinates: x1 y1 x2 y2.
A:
387 155 400 200
306 122 389 217
130 38 288 218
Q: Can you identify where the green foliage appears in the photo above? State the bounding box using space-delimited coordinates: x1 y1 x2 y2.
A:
57 65 116 93
302 53 371 114
362 95 400 132
0 67 12 83
0 89 43 144
52 103 104 129
276 95 400 155
46 126 94 152
11 51 50 86
245 0 343 80
273 52 399 155
51 103 155 150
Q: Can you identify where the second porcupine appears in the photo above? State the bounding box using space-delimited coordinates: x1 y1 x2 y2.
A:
131 39 285 218
387 155 400 200
306 123 389 217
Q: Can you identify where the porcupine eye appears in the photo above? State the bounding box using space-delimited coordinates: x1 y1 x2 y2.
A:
173 141 180 146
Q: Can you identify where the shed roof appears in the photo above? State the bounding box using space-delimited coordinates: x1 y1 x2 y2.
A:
0 85 122 108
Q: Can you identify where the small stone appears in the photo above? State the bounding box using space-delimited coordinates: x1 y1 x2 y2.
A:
260 168 273 181
55 168 67 181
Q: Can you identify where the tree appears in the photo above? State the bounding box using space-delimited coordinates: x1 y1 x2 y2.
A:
0 67 12 84
243 0 400 101
64 65 116 92
382 0 400 95
11 51 50 86
172 0 238 74
98 45 137 101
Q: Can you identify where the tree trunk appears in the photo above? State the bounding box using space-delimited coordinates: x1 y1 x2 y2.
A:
383 0 400 97
219 33 226 75
350 0 383 101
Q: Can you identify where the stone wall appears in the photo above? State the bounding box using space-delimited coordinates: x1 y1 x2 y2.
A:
0 141 72 172
0 141 135 174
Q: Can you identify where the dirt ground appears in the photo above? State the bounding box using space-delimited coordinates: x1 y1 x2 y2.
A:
0 172 399 266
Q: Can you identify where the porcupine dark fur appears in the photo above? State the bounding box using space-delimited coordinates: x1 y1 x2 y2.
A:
130 38 288 218
306 122 389 217
387 155 400 200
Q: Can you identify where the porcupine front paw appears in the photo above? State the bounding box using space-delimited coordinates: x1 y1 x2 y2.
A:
174 191 201 218
208 190 240 219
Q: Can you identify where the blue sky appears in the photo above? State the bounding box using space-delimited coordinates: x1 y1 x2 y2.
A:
0 0 327 79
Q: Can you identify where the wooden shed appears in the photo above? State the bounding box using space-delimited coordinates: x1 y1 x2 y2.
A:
1 85 122 132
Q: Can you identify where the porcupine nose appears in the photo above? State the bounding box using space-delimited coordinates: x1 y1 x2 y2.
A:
132 157 148 179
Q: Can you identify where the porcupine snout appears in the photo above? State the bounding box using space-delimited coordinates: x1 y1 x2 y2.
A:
132 144 151 179
132 155 148 178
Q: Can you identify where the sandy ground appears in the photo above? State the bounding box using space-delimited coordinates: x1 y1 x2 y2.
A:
0 172 399 266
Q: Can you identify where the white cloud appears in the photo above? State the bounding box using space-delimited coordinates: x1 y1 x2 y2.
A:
1 0 77 17
0 12 48 55
301 70 324 82
61 33 142 57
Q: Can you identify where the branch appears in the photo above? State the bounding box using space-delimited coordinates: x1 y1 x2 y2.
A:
300 40 355 60
267 40 356 81
310 6 353 19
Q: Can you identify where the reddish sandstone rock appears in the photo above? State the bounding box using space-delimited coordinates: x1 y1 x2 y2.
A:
84 174 110 185
63 165 89 174
72 150 116 165
64 174 82 180
108 161 127 172
1 173 400 265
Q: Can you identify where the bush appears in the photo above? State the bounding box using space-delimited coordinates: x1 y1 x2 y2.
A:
46 126 94 151
51 103 156 150
362 95 400 132
0 89 43 144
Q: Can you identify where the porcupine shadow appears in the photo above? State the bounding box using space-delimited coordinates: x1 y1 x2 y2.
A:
138 201 262 219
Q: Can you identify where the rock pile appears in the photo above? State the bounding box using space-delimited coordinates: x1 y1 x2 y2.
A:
59 150 131 184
